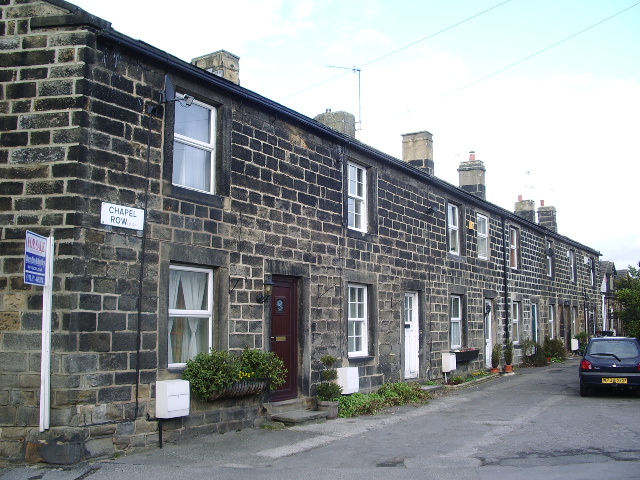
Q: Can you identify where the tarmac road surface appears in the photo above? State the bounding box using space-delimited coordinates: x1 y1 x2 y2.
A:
2 357 639 480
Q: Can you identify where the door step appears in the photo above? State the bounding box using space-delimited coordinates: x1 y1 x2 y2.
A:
265 397 328 425
270 409 328 425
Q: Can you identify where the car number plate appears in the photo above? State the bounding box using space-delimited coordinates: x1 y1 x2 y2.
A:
602 378 627 384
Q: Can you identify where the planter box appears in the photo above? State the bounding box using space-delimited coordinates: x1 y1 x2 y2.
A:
207 379 268 401
317 400 339 419
453 349 480 363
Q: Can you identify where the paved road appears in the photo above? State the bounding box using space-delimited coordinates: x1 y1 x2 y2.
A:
2 357 639 480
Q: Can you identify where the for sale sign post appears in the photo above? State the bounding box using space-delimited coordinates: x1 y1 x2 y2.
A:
25 230 48 286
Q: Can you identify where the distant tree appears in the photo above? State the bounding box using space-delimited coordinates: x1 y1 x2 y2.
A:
615 265 640 339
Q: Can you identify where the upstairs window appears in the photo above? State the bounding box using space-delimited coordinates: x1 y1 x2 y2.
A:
448 204 460 255
569 250 576 282
509 227 519 269
347 162 367 232
546 240 554 277
173 98 216 194
477 214 488 259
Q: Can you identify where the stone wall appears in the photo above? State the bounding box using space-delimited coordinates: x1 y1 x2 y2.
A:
0 0 601 464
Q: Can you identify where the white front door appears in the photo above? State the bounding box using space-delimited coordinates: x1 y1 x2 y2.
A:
484 300 492 368
404 292 419 379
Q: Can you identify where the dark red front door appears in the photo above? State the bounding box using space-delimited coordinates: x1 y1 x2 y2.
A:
269 276 298 402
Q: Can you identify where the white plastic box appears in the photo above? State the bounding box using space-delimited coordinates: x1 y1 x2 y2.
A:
336 367 359 394
156 380 190 418
441 352 457 373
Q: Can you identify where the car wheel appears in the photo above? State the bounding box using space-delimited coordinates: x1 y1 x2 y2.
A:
580 381 590 397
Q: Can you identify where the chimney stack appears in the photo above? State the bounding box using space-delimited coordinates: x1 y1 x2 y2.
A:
514 195 535 223
192 50 240 85
314 109 356 137
538 200 557 232
457 151 486 200
402 131 434 176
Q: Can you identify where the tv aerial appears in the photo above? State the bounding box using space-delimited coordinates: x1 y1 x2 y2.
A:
326 65 362 130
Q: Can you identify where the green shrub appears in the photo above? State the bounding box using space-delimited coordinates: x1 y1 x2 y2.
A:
182 348 287 401
504 341 514 365
315 354 343 401
548 338 566 358
316 382 343 401
521 340 547 367
491 343 501 368
337 382 431 418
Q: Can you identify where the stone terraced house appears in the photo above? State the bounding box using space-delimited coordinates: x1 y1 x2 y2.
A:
0 0 601 465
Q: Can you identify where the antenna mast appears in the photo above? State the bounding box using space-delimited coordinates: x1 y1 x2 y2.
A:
326 65 362 130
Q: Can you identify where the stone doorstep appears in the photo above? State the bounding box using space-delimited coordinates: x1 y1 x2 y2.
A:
269 409 328 425
264 397 315 415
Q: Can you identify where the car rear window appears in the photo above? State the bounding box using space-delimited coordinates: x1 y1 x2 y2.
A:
588 340 640 359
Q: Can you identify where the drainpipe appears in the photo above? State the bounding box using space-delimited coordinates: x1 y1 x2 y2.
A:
502 216 510 343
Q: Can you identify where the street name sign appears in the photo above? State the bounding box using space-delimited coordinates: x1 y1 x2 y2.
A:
101 202 145 231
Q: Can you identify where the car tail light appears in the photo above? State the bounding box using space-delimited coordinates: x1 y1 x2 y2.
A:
637 363 640 372
581 359 592 370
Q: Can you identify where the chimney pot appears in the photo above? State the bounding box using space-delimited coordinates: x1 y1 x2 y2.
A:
401 131 434 176
540 199 545 207
191 50 240 85
518 195 523 202
469 151 475 161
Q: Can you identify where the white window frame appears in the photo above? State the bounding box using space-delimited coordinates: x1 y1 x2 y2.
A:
509 227 519 269
549 304 555 339
168 264 214 368
173 96 216 194
450 295 462 350
477 213 488 259
511 301 520 344
348 284 368 357
569 250 576 282
546 240 554 277
448 204 460 255
531 303 539 343
347 162 367 232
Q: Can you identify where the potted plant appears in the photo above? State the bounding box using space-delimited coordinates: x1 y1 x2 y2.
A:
182 348 286 401
315 354 342 419
504 341 514 373
490 343 501 373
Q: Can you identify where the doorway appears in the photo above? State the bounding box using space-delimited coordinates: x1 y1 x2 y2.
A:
403 292 419 379
484 300 493 368
269 276 298 402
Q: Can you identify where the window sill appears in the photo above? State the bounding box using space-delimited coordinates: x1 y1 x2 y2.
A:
164 183 225 207
347 355 374 364
346 228 376 243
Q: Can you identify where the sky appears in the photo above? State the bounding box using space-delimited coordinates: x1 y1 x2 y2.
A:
70 0 640 270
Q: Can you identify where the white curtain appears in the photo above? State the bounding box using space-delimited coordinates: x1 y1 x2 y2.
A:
173 143 210 192
168 271 181 365
179 270 207 362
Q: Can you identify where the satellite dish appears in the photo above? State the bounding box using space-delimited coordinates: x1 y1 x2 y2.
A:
162 74 176 104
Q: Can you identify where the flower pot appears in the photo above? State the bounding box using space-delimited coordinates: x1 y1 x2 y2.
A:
504 364 513 373
317 400 339 419
490 367 500 374
207 379 268 401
